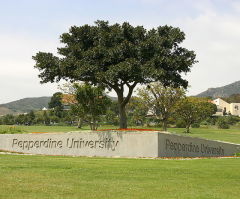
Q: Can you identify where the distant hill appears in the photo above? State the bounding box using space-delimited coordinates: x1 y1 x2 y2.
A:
0 107 15 116
196 80 240 98
0 95 117 116
0 97 51 115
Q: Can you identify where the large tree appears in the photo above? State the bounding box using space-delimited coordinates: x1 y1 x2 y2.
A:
33 20 197 128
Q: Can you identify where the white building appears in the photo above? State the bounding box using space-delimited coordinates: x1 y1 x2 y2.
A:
42 107 48 111
212 98 240 116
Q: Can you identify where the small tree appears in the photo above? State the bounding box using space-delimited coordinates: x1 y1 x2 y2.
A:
48 92 64 118
35 114 44 125
15 114 25 125
60 82 111 129
27 110 36 125
175 97 217 133
70 104 85 128
105 101 119 126
43 111 50 125
3 114 15 125
126 96 149 126
137 82 185 130
33 20 197 128
74 83 111 130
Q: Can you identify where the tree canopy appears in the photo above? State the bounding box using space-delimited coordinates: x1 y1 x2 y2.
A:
74 83 111 130
48 92 63 109
138 82 185 131
33 20 197 128
175 97 217 133
48 92 64 118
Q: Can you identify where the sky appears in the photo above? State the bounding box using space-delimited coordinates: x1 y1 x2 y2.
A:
0 0 240 103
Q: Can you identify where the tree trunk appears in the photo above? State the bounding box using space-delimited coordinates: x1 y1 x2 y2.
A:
119 104 127 129
90 117 98 130
113 82 137 129
89 118 94 130
90 122 93 130
185 124 191 133
77 118 83 128
93 119 98 130
162 120 167 131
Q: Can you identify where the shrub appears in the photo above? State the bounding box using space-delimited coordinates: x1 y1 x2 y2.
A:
226 116 240 125
205 116 218 125
176 120 186 128
200 121 208 126
191 123 200 128
217 117 230 129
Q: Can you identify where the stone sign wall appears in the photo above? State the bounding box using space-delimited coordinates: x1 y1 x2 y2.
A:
0 131 239 158
158 133 240 157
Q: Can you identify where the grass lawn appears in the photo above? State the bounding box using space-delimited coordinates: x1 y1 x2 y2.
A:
168 128 240 144
0 154 239 199
0 124 117 133
0 125 86 133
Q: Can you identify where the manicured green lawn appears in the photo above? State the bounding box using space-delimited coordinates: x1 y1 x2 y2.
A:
0 154 239 199
0 124 116 133
168 128 240 144
0 125 85 133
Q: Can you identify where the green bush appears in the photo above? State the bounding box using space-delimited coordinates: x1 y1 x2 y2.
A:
226 116 240 125
176 120 186 128
217 118 230 129
200 121 208 126
191 123 200 128
205 116 218 125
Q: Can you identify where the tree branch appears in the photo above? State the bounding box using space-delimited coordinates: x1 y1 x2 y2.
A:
123 82 138 106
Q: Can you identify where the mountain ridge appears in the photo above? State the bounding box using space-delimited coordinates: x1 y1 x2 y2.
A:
0 96 51 115
196 80 240 98
0 95 117 116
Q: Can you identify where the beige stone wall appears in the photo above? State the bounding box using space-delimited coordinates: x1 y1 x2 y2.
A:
0 131 239 158
158 133 240 157
0 131 159 158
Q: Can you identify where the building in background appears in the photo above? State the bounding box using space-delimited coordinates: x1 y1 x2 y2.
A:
212 98 240 116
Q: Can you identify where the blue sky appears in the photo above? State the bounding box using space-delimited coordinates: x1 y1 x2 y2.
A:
1 0 240 103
